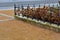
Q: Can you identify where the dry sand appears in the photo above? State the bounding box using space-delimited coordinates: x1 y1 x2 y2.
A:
0 10 60 40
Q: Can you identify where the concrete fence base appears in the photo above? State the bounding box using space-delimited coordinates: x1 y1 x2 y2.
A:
14 15 60 33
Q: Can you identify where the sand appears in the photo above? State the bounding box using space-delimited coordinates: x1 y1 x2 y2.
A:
0 10 60 40
0 10 14 16
0 16 9 20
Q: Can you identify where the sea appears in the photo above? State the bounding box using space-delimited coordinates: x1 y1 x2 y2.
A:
0 1 59 10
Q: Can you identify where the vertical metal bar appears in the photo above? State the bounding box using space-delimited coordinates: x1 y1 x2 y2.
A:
57 4 60 26
39 4 40 8
53 4 54 8
21 4 24 10
33 4 35 10
18 4 20 11
14 4 16 15
27 4 30 10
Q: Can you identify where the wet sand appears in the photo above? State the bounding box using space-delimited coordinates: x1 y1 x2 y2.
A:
0 16 9 20
0 10 14 16
0 10 60 40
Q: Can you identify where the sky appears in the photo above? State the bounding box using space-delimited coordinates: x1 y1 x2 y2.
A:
0 0 59 3
0 0 45 2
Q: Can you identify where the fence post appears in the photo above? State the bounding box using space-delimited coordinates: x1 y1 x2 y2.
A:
27 4 30 10
57 4 60 27
17 5 20 16
44 3 45 8
39 4 40 8
18 5 20 11
49 4 51 24
59 1 60 5
31 4 35 20
21 4 24 10
33 4 35 10
14 4 17 15
53 4 54 8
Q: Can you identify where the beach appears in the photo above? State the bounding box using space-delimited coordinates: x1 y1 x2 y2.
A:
0 10 14 16
0 10 60 40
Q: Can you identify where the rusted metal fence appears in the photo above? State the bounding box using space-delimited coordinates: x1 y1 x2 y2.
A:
14 3 60 33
